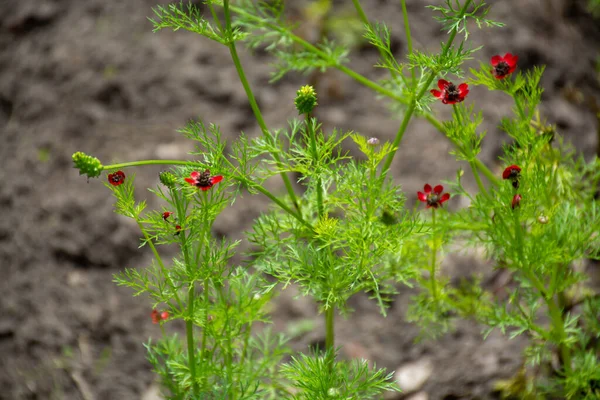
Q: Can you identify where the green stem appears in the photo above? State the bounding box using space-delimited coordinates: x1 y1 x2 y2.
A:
430 208 438 300
351 0 398 80
200 279 210 367
104 160 196 170
512 208 572 374
400 0 415 85
186 284 199 396
136 221 184 311
306 117 324 218
325 306 335 351
423 113 501 186
222 0 300 214
380 0 474 177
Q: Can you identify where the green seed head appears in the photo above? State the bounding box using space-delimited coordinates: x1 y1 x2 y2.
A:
72 151 103 178
294 85 318 114
159 171 177 189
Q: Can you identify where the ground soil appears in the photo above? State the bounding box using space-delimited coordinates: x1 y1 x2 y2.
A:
0 0 599 399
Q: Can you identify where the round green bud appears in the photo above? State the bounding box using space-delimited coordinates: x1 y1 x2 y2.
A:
159 171 177 189
294 85 318 114
72 151 103 178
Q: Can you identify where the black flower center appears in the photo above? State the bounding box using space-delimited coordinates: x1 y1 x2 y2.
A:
494 61 510 77
427 193 440 206
445 84 460 102
195 170 213 188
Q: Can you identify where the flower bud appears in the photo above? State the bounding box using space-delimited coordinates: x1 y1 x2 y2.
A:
367 137 380 146
511 194 522 209
72 151 103 178
294 85 318 114
159 171 177 188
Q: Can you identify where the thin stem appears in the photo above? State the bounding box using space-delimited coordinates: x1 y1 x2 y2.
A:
430 208 438 300
470 161 490 197
306 117 324 218
325 306 335 351
136 221 184 311
222 0 300 214
423 113 501 186
400 0 415 85
380 0 474 177
104 160 196 170
186 285 199 395
351 0 397 80
512 208 572 374
199 278 210 367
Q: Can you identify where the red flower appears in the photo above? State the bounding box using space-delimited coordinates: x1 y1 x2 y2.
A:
151 309 169 324
417 184 451 209
511 194 522 209
491 53 518 79
502 164 521 189
174 225 182 235
430 79 469 104
107 170 125 186
162 211 173 220
184 170 223 191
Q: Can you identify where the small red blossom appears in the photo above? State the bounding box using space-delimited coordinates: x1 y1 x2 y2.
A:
107 170 126 186
175 225 182 235
511 194 522 209
162 211 173 220
417 184 451 209
430 79 469 104
184 170 223 191
151 309 169 324
491 53 518 79
502 164 522 189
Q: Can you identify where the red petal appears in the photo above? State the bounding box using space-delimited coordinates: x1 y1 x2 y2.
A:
430 89 442 99
505 53 517 65
458 83 469 97
200 186 211 191
490 55 501 66
210 175 223 185
438 79 449 90
160 312 169 320
440 193 450 203
417 192 427 202
184 178 195 184
433 185 443 194
190 171 200 179
424 184 432 193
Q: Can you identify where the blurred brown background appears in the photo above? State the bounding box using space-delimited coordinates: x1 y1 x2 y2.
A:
0 0 598 398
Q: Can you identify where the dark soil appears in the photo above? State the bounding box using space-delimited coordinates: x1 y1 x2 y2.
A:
1 0 599 399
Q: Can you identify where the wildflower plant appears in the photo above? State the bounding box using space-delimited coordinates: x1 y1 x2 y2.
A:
73 0 600 399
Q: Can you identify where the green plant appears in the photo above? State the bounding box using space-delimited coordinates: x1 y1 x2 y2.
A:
73 0 600 398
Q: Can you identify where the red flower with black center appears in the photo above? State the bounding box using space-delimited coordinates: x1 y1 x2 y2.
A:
184 170 223 191
174 225 182 235
107 170 125 186
151 309 169 324
511 194 522 209
418 184 451 209
430 79 469 104
162 211 173 220
502 164 521 189
491 53 518 79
